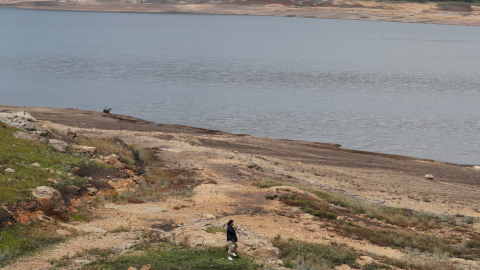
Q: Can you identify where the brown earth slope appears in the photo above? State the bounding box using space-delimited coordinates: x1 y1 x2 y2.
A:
1 105 480 217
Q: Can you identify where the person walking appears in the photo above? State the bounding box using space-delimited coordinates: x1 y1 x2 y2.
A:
227 220 238 261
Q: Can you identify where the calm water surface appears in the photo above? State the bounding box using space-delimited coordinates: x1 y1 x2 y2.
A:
1 8 480 164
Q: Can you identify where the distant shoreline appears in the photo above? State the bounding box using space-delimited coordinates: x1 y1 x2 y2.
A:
2 1 480 27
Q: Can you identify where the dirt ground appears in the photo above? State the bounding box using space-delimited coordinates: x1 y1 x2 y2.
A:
2 105 480 217
2 105 480 269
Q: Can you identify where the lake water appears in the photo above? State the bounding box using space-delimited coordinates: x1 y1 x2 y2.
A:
1 8 480 165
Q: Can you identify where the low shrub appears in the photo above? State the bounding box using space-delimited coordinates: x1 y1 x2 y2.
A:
272 235 358 268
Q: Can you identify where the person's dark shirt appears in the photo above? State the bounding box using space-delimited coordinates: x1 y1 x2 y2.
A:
227 225 237 242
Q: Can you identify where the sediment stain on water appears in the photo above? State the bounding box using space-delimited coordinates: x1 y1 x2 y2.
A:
1 8 480 164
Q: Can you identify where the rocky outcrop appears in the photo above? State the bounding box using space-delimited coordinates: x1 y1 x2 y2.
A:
3 112 74 152
32 186 67 221
0 111 54 137
161 219 280 262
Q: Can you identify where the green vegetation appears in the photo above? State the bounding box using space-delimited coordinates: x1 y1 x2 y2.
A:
76 136 154 168
69 213 89 222
335 222 480 260
0 125 84 204
272 235 358 269
0 223 66 266
110 226 131 233
310 189 443 229
254 180 289 189
104 167 199 204
247 164 264 171
206 226 225 234
255 180 445 230
265 195 278 200
82 242 260 270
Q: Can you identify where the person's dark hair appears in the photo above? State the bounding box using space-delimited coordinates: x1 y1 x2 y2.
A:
228 220 234 226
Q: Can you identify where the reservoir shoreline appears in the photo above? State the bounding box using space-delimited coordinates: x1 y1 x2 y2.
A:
2 1 480 27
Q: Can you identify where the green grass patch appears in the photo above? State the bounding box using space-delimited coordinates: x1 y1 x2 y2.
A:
206 226 225 234
0 125 85 204
69 213 89 222
0 223 66 266
81 243 259 270
272 235 358 268
253 180 291 189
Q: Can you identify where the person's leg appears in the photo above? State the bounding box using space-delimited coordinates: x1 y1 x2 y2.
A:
231 240 238 256
228 241 234 259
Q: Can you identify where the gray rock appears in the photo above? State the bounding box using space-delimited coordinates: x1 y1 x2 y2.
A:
32 186 67 221
56 229 71 236
425 174 434 180
5 168 15 173
0 111 36 129
37 214 55 223
31 163 41 168
13 131 48 144
48 139 70 152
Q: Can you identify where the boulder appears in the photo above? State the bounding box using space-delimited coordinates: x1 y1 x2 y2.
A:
425 174 434 180
5 168 15 173
13 131 48 144
163 219 280 260
46 178 59 185
104 154 120 165
48 139 70 153
202 214 216 219
0 111 36 129
114 162 125 169
32 186 67 221
0 112 52 135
